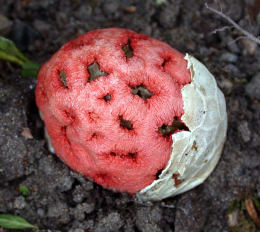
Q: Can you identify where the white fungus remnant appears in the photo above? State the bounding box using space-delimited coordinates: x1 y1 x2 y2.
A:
136 54 227 201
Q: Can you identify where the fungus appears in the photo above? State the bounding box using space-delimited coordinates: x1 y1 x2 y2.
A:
36 28 227 201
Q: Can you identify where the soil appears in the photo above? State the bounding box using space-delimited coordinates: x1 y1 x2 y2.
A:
0 0 260 231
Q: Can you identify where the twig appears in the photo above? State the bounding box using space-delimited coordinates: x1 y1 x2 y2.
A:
211 26 232 34
228 36 248 45
205 3 260 45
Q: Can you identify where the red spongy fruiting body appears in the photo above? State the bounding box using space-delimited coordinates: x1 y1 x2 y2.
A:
36 28 190 194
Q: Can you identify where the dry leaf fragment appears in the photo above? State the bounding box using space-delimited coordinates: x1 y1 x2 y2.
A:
124 6 137 13
227 209 239 227
21 127 33 139
245 198 260 227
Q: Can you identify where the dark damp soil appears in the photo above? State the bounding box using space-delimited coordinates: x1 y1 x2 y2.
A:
0 0 260 231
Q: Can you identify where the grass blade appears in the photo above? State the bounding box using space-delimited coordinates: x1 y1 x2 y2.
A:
21 61 41 78
0 214 37 229
0 36 29 63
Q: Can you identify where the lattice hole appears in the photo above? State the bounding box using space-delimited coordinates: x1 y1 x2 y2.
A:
87 62 108 82
119 116 133 130
59 70 68 87
109 151 137 160
131 84 154 100
158 117 189 136
122 40 133 58
103 94 112 102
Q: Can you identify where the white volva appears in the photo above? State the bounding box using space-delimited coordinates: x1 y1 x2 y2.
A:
136 54 227 201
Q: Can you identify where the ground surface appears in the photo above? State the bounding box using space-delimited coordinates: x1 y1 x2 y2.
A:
0 0 260 231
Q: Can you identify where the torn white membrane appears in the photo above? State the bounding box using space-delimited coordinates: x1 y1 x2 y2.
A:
136 54 227 201
39 111 55 154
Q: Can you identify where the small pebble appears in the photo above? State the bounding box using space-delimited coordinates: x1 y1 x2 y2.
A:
245 73 260 100
124 6 136 13
227 210 239 227
0 14 12 35
33 20 51 35
158 3 180 28
72 185 85 203
27 0 53 9
219 77 233 94
95 212 123 232
102 0 120 15
47 202 70 224
68 229 84 232
73 202 95 221
219 52 238 63
14 196 26 209
21 127 33 140
75 5 92 20
238 121 251 143
241 38 257 55
37 208 45 217
257 13 260 25
58 175 74 192
223 64 241 76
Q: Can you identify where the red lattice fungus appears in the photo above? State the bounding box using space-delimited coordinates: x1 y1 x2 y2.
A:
35 28 191 194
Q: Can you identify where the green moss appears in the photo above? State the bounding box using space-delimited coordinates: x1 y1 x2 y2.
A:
227 199 242 214
253 198 260 209
18 185 29 197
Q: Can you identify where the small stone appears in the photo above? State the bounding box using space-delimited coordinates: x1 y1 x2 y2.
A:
82 180 94 191
223 64 241 76
58 175 74 192
39 156 55 175
124 6 137 13
0 14 12 36
21 127 33 139
245 73 260 100
257 13 260 25
150 206 162 222
75 5 92 20
37 208 45 217
73 204 86 221
102 0 120 15
155 0 167 5
14 196 26 209
95 212 123 232
219 78 233 94
69 229 85 232
226 36 240 54
47 202 70 224
238 121 251 143
136 206 163 232
33 20 51 35
27 0 53 9
73 202 95 221
70 172 94 191
241 38 257 55
72 185 85 203
219 52 238 63
251 132 260 148
227 209 239 227
84 202 95 214
158 2 180 28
